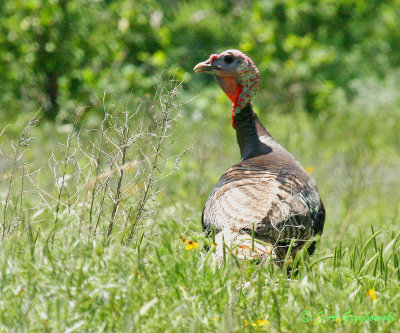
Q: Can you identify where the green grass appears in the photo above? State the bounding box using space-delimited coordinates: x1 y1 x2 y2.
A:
0 79 400 332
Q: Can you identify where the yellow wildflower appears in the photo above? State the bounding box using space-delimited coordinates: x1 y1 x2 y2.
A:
305 166 314 175
185 240 198 250
366 289 377 300
252 319 269 327
244 320 248 327
179 235 186 243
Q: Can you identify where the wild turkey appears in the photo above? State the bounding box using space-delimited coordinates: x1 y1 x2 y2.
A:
194 50 325 265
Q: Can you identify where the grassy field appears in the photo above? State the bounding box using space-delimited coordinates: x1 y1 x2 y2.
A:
0 76 400 332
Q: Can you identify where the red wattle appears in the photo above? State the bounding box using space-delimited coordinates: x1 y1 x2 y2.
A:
231 85 242 130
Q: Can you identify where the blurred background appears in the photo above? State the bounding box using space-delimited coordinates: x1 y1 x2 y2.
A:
2 0 400 122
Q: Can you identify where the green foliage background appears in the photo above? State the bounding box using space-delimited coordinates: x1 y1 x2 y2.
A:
1 1 400 332
2 0 400 120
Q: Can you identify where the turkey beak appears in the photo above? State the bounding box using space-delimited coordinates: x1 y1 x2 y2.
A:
194 59 218 73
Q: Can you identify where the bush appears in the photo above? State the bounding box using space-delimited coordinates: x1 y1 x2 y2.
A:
1 0 400 121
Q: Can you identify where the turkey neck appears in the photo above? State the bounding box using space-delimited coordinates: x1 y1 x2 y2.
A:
234 102 272 160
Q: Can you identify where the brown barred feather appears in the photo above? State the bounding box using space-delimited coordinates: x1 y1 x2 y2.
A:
202 103 325 265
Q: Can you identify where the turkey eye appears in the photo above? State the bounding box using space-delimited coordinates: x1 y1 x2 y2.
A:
223 55 234 64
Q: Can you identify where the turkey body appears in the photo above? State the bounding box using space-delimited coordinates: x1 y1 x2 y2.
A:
202 103 325 260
